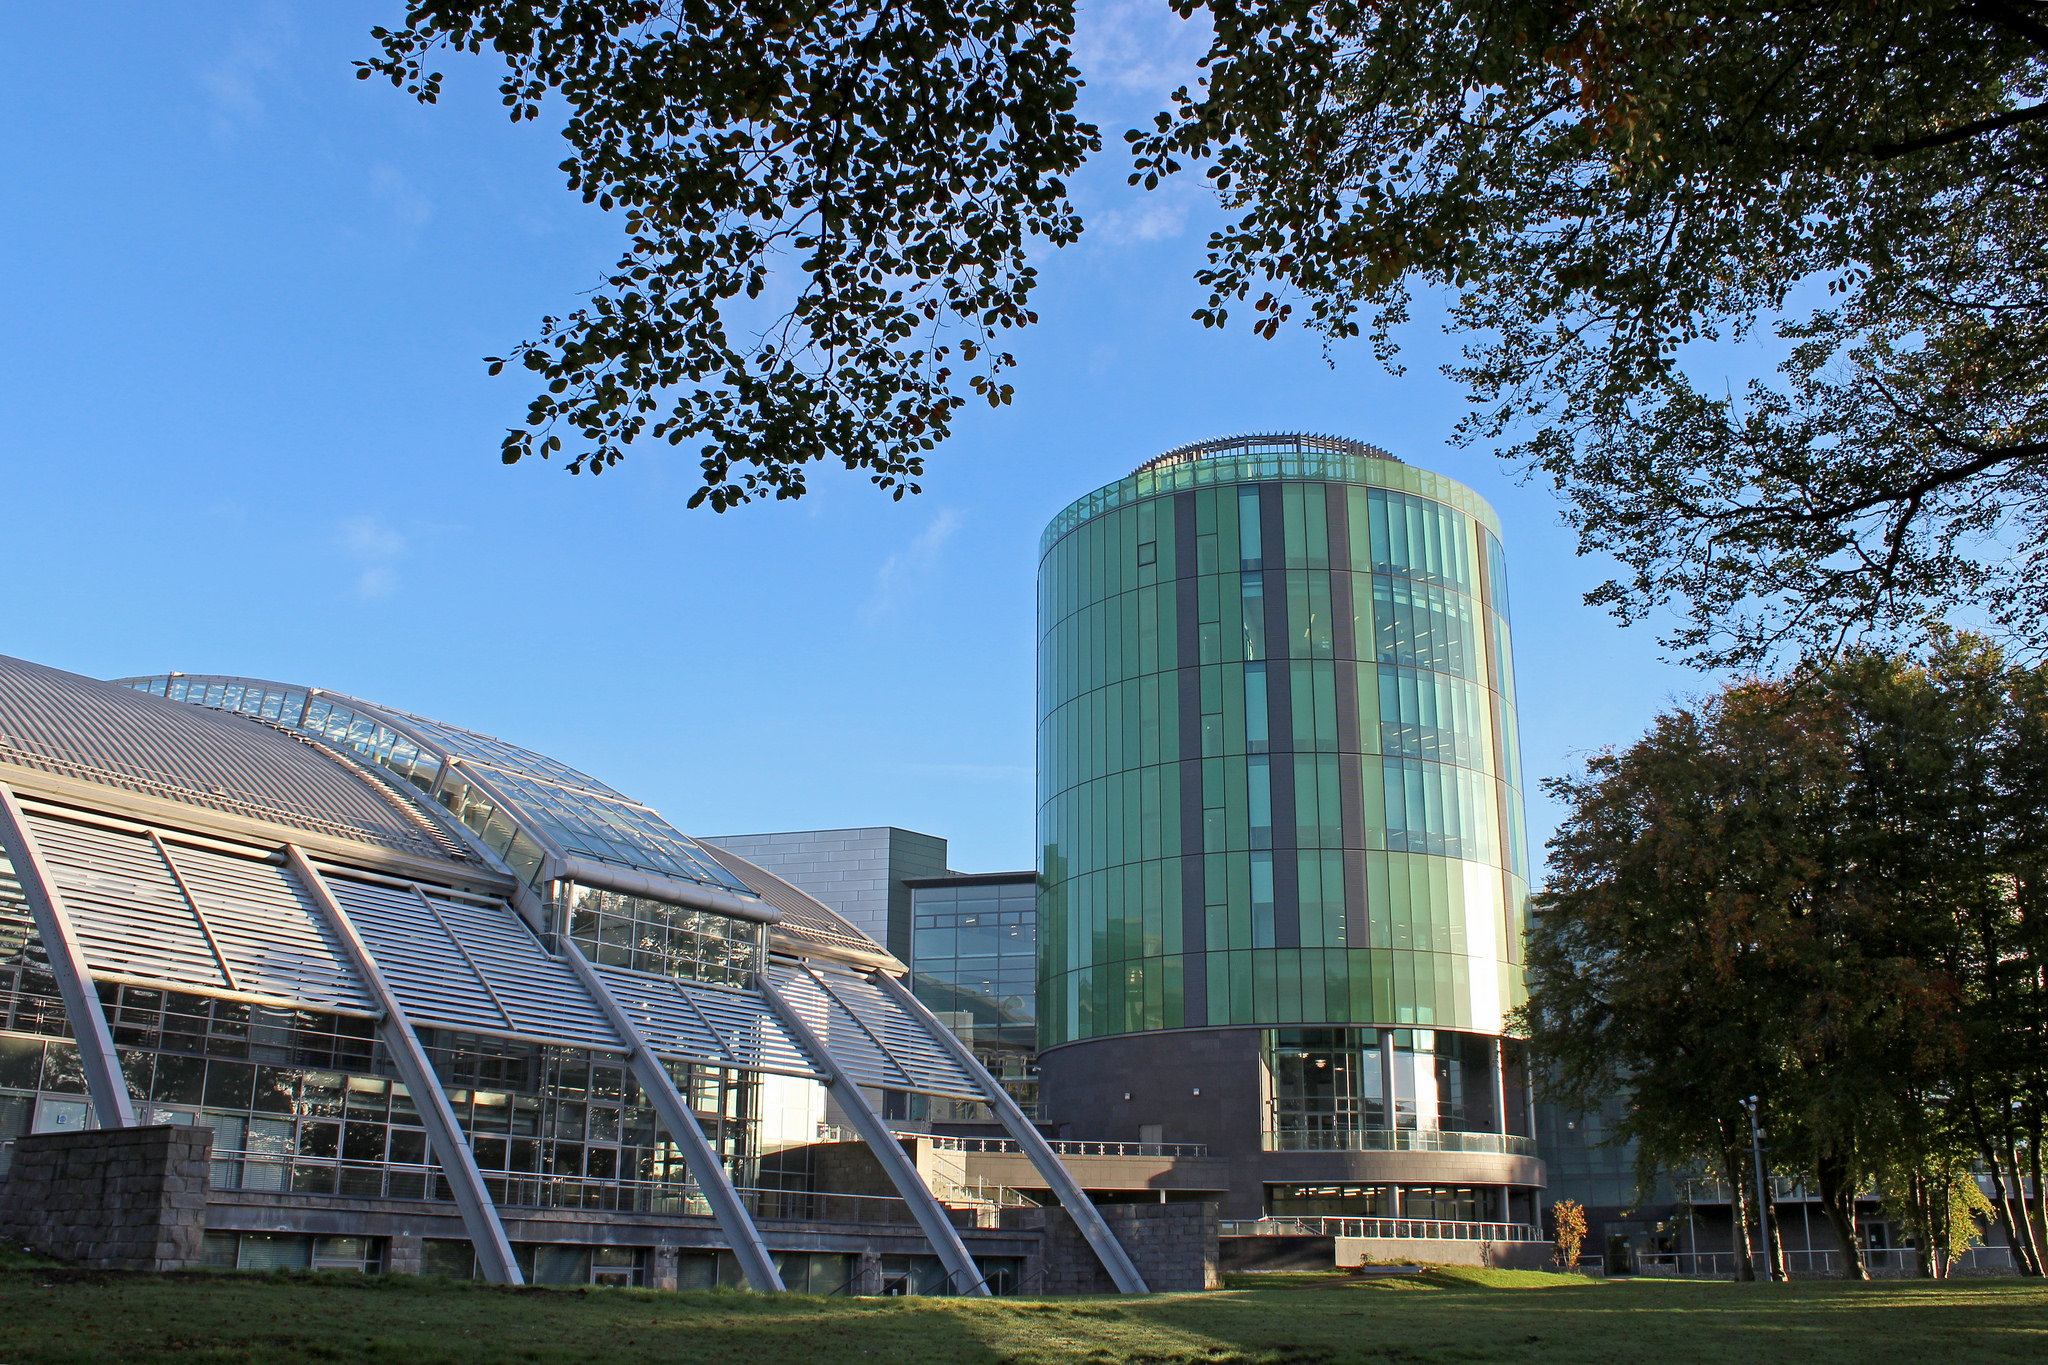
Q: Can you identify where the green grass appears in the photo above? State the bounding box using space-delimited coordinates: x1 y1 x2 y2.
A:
0 1242 62 1269
0 1266 2042 1364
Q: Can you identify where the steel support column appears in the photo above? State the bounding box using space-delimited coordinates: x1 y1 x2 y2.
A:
756 973 988 1296
557 946 784 1291
285 845 522 1285
0 784 135 1129
870 969 1150 1294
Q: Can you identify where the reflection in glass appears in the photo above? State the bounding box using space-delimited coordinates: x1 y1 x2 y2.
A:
558 882 764 986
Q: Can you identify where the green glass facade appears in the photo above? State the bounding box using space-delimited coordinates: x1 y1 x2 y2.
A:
1036 436 1528 1049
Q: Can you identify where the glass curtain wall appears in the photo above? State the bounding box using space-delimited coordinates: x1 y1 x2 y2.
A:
909 878 1038 1116
555 881 764 986
0 973 801 1212
1263 1026 1501 1148
1037 439 1528 1048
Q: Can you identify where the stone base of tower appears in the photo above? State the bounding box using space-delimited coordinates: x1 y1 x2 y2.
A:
1037 1028 1545 1223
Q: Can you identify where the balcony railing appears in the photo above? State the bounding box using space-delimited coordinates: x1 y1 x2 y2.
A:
1263 1128 1538 1156
922 1135 1211 1159
206 1151 925 1224
1222 1216 1543 1242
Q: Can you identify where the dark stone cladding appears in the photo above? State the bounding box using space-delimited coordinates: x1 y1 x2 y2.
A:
1037 1028 1544 1220
1257 484 1301 949
1325 483 1371 950
1006 1200 1221 1292
0 1125 214 1270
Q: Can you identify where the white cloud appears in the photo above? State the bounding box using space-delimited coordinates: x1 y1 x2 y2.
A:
1088 199 1189 245
370 165 435 228
197 5 293 136
863 510 964 621
338 517 407 598
1072 0 1213 99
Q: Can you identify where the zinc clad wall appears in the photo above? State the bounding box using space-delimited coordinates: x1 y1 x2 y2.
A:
1035 442 1528 1049
701 828 947 965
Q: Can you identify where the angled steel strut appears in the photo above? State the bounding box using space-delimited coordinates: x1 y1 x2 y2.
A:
557 946 785 1291
870 968 1150 1293
286 845 524 1286
0 783 136 1130
757 971 990 1296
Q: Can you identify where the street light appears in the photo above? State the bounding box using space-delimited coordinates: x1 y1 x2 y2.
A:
1743 1095 1775 1283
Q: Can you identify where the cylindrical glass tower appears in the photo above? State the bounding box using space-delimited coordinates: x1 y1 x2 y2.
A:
1034 434 1541 1223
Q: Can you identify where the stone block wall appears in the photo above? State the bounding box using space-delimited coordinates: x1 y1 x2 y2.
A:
0 1125 213 1270
1009 1200 1220 1293
1334 1235 1552 1270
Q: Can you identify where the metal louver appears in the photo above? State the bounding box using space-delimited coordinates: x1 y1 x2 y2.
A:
765 962 982 1100
322 873 621 1051
594 963 820 1079
27 809 373 1015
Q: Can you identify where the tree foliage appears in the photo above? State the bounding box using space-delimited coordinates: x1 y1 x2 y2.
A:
1522 639 2048 1277
1550 1198 1589 1269
361 0 1095 507
1131 0 2048 665
1877 1143 1995 1277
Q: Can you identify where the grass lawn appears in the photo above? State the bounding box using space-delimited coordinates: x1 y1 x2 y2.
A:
0 1264 2042 1364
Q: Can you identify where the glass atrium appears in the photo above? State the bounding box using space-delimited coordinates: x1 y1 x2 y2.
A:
0 655 1147 1292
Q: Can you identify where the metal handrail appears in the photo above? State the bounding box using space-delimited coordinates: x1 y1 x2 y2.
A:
1637 1245 2017 1278
920 1134 1211 1159
1220 1216 1543 1242
930 1173 1040 1208
206 1151 922 1224
1262 1127 1539 1157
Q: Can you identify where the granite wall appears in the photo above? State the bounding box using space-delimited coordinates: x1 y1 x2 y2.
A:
0 1125 213 1271
1009 1200 1220 1293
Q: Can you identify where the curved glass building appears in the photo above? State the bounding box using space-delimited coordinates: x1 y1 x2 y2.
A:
0 655 1155 1293
1034 434 1543 1222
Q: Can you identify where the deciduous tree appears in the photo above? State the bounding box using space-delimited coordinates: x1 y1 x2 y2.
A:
362 0 1095 507
1130 0 2048 665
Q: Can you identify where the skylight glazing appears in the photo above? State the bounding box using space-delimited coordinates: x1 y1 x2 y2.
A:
455 763 745 892
120 674 748 898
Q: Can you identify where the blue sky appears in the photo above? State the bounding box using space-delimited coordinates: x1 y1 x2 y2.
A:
2 2 1714 874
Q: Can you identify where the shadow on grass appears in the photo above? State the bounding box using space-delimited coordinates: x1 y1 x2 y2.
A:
1098 1272 2048 1365
0 1262 2044 1365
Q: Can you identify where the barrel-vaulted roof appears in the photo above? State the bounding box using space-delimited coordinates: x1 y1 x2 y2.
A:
0 656 458 861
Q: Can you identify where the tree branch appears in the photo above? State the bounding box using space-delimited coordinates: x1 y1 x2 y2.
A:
1864 103 2048 160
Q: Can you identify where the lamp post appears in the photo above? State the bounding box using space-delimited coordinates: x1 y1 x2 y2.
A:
1743 1095 1775 1283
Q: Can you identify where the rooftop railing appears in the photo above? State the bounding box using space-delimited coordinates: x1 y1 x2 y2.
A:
1221 1216 1543 1242
1263 1128 1538 1157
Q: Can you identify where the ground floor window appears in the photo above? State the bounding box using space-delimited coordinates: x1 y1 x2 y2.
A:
678 1250 851 1293
878 1254 952 1295
1266 1184 1507 1221
202 1232 384 1273
421 1241 649 1285
422 1239 476 1278
1267 1184 1394 1218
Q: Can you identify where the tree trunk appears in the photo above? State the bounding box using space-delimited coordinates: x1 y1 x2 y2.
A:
2005 1133 2047 1275
1814 1151 1869 1280
1977 1136 2040 1276
1765 1193 1790 1280
1964 1080 2041 1277
1726 1145 1756 1281
2028 1109 2046 1271
1923 1171 1942 1279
